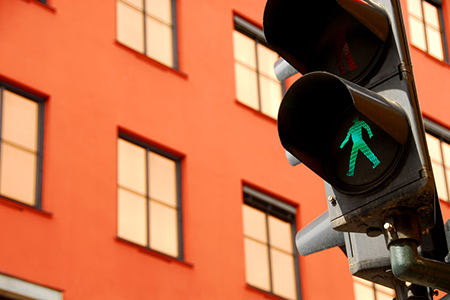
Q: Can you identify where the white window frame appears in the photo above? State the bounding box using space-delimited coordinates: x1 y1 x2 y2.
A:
0 273 62 300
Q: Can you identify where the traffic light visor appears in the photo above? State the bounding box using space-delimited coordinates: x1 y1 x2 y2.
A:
263 0 390 84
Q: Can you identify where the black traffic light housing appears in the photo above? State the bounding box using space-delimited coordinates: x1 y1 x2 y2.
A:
264 0 436 234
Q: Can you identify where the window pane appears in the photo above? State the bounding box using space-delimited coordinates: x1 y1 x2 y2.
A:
145 0 172 23
409 17 427 51
242 204 267 243
117 187 147 246
257 43 279 80
442 142 450 168
353 277 375 300
426 133 442 163
2 90 38 151
268 215 293 253
117 1 144 53
233 31 257 69
0 143 36 206
423 1 440 29
244 238 270 291
445 168 450 202
271 249 297 300
146 17 174 67
149 152 177 207
149 200 178 257
426 26 444 60
120 0 143 10
432 161 448 201
118 138 146 194
407 0 423 18
375 283 395 300
235 63 259 110
259 76 282 119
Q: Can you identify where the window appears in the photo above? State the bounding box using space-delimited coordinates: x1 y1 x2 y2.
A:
424 119 450 203
116 0 178 69
407 0 446 61
353 277 395 300
233 16 283 119
0 84 44 208
242 186 300 300
424 119 450 202
426 132 450 202
117 134 183 258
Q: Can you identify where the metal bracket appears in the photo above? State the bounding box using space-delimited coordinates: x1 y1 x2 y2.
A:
383 211 450 294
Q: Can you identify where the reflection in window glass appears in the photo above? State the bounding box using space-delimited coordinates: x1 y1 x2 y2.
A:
353 277 395 300
149 152 177 207
0 88 43 207
233 18 283 119
0 144 37 206
117 188 147 246
270 248 296 299
242 191 299 299
269 216 293 253
244 238 270 291
116 0 176 68
407 0 445 60
117 136 182 258
149 200 178 257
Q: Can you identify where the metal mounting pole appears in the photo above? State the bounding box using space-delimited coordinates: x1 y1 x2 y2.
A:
383 211 450 294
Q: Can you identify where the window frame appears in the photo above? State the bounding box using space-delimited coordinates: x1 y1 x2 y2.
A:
242 186 301 300
0 82 45 209
408 0 449 62
116 0 179 70
117 132 184 260
233 15 285 118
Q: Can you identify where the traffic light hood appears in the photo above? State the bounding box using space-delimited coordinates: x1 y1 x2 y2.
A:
263 0 390 83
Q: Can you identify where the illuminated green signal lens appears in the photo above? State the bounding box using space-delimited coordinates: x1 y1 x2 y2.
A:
328 111 404 194
340 116 380 177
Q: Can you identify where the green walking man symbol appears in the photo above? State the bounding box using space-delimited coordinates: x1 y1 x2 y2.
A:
340 116 380 177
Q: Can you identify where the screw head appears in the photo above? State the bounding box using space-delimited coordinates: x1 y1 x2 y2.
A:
328 196 337 206
383 222 393 231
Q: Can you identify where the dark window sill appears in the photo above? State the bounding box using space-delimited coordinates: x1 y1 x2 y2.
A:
114 41 188 80
21 0 57 12
115 237 194 268
0 196 52 219
410 44 449 66
246 284 293 300
235 100 278 123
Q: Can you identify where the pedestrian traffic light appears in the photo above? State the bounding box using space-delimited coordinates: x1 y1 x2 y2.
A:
264 0 436 234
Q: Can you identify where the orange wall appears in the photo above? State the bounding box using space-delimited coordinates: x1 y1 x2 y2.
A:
1 0 450 299
0 0 351 299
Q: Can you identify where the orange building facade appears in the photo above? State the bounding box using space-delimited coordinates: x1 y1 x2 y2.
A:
1 0 450 300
